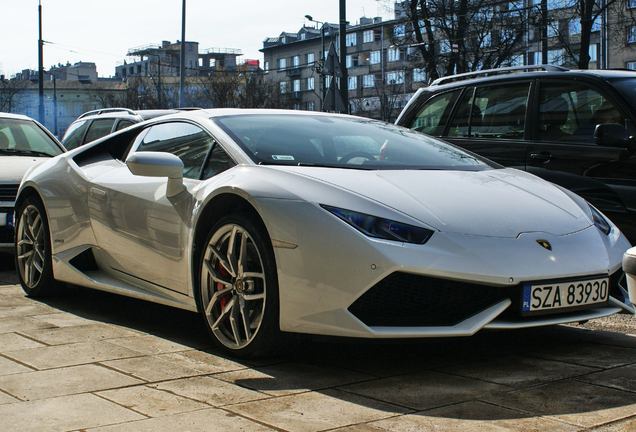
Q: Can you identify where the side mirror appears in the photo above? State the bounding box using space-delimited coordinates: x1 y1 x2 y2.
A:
126 151 185 197
594 124 630 149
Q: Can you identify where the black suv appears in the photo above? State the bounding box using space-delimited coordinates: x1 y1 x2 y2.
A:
61 108 184 150
396 65 636 243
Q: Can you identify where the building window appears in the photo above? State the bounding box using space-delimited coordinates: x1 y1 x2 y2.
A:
348 76 357 89
439 40 451 54
387 48 400 62
264 61 269 73
589 44 598 62
369 51 381 65
293 56 300 67
548 21 559 38
293 79 301 92
325 76 332 88
630 0 636 8
58 105 66 117
306 53 314 65
627 61 636 70
300 33 306 40
394 25 406 38
363 30 374 43
548 49 565 65
210 58 216 68
279 58 287 70
570 20 581 36
306 101 315 111
75 105 82 116
346 33 357 47
413 68 427 82
280 82 287 93
346 55 359 68
386 71 404 85
629 27 636 43
363 75 375 88
307 77 315 91
281 36 287 44
294 103 302 110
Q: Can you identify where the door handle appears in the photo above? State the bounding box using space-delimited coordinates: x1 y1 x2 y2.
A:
530 152 552 163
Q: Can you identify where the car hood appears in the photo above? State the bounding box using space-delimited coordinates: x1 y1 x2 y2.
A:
273 167 591 238
0 156 50 182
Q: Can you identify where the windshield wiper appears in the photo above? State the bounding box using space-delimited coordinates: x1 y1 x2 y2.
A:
0 148 53 157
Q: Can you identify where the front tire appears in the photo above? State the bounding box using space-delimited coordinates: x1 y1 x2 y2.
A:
198 214 281 358
15 196 61 297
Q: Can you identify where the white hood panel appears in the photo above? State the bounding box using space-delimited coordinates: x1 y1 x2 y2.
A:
0 156 49 182
282 167 591 238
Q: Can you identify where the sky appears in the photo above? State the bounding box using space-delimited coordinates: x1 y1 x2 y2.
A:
1 0 394 78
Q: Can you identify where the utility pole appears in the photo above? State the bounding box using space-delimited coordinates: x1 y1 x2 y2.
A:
541 0 548 64
339 0 348 113
38 1 45 124
179 0 186 108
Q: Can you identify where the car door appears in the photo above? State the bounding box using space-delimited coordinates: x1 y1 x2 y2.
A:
526 79 636 240
87 121 215 293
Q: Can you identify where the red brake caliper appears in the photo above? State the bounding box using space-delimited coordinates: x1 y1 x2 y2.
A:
217 261 231 311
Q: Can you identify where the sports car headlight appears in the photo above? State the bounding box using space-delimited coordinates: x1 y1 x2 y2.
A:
589 204 611 235
321 205 433 244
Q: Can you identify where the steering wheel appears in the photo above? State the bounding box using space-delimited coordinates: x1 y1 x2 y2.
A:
339 151 376 164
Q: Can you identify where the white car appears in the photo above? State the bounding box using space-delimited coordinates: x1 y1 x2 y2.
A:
0 113 65 253
14 109 634 357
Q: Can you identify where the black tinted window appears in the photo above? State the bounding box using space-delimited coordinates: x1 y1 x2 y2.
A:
408 90 460 135
62 119 89 150
84 118 116 144
215 114 492 170
202 144 235 180
137 122 215 180
448 83 529 139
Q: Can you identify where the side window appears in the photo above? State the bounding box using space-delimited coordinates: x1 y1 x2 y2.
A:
407 90 461 136
84 118 117 144
115 120 136 131
137 122 215 180
201 144 235 180
448 83 529 139
539 83 625 143
62 119 89 150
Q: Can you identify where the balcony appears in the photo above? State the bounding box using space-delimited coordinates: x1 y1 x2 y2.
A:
286 68 302 77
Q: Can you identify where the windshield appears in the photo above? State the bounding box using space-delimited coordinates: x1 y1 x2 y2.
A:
0 118 63 157
213 114 494 170
608 78 636 112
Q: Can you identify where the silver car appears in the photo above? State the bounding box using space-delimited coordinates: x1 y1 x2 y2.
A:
14 109 634 358
0 113 65 253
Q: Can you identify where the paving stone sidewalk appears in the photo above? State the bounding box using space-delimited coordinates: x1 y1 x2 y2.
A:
2 257 636 431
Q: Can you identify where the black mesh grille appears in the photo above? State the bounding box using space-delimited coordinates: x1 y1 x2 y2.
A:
0 184 19 202
348 272 508 327
0 226 13 244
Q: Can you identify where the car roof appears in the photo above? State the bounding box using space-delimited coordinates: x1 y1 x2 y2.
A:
76 108 185 122
428 65 636 89
0 112 40 122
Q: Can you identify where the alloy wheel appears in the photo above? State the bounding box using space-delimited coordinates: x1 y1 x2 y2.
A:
16 204 45 289
200 223 267 350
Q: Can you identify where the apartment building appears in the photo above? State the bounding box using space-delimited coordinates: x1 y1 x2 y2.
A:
261 14 425 121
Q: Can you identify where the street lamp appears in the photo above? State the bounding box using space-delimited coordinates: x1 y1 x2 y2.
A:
305 15 326 111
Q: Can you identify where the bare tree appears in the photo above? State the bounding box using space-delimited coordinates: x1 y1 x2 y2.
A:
0 78 29 113
396 0 527 80
538 0 636 69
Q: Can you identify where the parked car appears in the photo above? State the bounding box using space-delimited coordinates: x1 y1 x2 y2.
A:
0 113 65 253
61 108 187 150
14 109 633 357
396 65 636 243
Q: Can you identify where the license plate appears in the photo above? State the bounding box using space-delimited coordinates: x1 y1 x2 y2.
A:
521 277 609 314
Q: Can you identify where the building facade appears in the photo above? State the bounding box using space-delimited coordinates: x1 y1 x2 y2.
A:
115 40 253 81
261 14 424 121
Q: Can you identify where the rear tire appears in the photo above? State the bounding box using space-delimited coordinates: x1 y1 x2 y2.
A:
14 196 62 297
197 213 282 358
